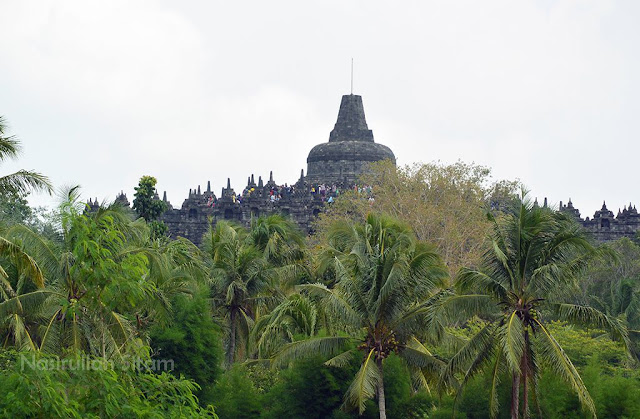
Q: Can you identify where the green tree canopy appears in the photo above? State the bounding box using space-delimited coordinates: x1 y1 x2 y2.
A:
150 288 223 404
132 175 168 239
0 187 202 358
448 193 630 418
315 160 520 278
203 221 270 366
275 213 449 419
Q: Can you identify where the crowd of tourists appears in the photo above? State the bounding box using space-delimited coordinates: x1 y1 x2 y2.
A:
201 182 375 207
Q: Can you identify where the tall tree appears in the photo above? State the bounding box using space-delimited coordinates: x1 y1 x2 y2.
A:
315 160 519 278
0 116 52 196
150 287 224 404
275 213 449 419
203 221 269 366
577 237 640 330
0 228 46 350
251 292 318 359
248 215 304 262
132 175 168 240
247 214 308 298
448 193 630 418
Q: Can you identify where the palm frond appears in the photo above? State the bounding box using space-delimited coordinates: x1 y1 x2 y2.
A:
533 318 596 418
325 349 356 368
456 268 507 300
0 170 52 195
0 236 46 288
443 321 497 389
342 349 381 415
272 336 353 368
500 310 525 374
0 289 57 318
298 283 363 328
401 337 446 376
552 302 631 353
5 224 60 279
488 348 504 418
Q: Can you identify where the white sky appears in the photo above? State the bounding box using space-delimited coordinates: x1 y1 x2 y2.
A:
1 1 639 218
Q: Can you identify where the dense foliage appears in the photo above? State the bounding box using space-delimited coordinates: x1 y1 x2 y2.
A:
0 353 218 418
132 175 168 239
1 154 639 418
448 194 629 418
150 289 224 404
315 161 520 277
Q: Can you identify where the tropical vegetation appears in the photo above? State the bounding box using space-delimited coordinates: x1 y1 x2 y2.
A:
1 136 639 419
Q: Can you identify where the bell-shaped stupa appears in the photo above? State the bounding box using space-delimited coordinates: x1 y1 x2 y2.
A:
306 94 395 185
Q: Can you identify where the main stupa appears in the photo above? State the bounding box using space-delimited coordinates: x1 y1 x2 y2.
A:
306 94 396 185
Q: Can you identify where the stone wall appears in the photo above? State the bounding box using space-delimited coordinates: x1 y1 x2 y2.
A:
160 176 325 245
559 200 640 242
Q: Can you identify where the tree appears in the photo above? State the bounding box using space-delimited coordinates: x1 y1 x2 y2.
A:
248 214 305 266
150 288 223 404
203 221 269 366
132 175 168 239
448 193 629 418
0 116 52 197
209 364 263 419
0 118 53 315
135 236 208 329
262 355 359 419
576 238 640 330
0 187 161 357
247 213 309 306
0 227 46 350
315 160 520 278
275 213 449 419
251 293 318 359
245 214 314 358
0 189 32 227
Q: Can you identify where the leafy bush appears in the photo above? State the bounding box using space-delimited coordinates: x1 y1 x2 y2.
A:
209 364 263 419
261 356 357 419
0 352 218 418
150 290 223 404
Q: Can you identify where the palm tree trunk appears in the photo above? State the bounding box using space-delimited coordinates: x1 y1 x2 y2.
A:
376 358 387 419
511 370 520 419
227 308 237 366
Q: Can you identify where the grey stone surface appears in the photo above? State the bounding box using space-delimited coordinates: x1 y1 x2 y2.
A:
306 94 395 185
160 171 325 245
559 199 640 242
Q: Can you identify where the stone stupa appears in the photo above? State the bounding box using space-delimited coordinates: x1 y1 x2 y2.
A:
306 94 396 185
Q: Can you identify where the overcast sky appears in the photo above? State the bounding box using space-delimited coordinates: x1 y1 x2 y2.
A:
1 1 639 218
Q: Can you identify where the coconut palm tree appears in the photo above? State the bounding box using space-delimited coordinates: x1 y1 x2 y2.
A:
231 215 310 359
274 213 448 419
0 116 51 196
133 236 208 329
246 213 309 310
251 292 318 359
0 116 52 344
203 220 270 366
0 231 47 350
248 214 305 265
448 193 630 418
